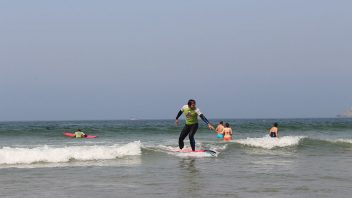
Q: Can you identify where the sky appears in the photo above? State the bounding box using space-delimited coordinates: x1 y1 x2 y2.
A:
1 0 351 121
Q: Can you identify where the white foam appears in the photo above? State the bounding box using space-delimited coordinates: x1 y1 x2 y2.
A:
0 141 142 165
235 136 305 149
332 139 352 144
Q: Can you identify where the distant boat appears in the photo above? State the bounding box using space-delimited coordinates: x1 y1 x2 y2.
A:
337 108 352 118
129 117 138 120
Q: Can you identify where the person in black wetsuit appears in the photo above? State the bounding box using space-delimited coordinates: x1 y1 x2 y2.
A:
175 99 214 151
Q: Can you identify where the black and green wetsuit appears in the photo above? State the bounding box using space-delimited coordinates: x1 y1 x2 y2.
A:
176 105 210 151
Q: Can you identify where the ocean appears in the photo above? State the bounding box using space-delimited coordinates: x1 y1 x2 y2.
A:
0 118 351 198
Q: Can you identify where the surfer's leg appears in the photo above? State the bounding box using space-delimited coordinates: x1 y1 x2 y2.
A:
179 125 191 149
188 123 199 151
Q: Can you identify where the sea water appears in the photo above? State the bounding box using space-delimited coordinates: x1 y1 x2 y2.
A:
0 118 351 198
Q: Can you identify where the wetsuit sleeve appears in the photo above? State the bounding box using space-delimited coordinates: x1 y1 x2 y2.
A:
176 110 183 119
199 114 210 125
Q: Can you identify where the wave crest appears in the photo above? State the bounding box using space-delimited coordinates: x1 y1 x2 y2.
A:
0 141 142 165
330 138 352 144
235 136 305 149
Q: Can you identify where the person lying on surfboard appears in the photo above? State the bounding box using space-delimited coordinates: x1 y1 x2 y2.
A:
74 129 86 138
175 99 214 151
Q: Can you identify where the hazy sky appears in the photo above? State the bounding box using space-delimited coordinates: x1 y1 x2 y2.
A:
1 0 351 121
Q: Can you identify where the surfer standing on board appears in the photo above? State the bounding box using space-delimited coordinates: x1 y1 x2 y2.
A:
175 99 214 151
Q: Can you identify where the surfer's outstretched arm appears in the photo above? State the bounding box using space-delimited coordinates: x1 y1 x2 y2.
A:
199 114 209 124
176 110 183 120
200 114 214 130
175 110 183 125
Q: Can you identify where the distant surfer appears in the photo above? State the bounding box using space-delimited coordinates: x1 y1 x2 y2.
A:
222 123 233 141
269 123 279 138
74 129 86 138
175 99 214 151
215 121 225 138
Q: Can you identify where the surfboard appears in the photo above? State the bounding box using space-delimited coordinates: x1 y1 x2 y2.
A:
176 149 217 156
63 132 97 139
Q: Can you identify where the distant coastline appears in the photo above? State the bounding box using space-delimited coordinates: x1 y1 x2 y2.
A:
337 108 352 118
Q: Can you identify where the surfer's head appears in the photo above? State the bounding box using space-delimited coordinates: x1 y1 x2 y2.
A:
273 123 278 127
225 123 230 127
188 99 196 109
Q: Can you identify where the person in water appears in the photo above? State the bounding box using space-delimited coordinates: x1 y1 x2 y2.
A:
74 129 86 138
269 123 279 138
175 99 214 151
215 121 224 139
222 123 233 141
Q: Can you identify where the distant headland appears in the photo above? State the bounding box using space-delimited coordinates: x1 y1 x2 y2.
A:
337 108 352 118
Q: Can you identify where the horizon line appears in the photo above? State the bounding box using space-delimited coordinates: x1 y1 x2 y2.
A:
0 116 348 122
